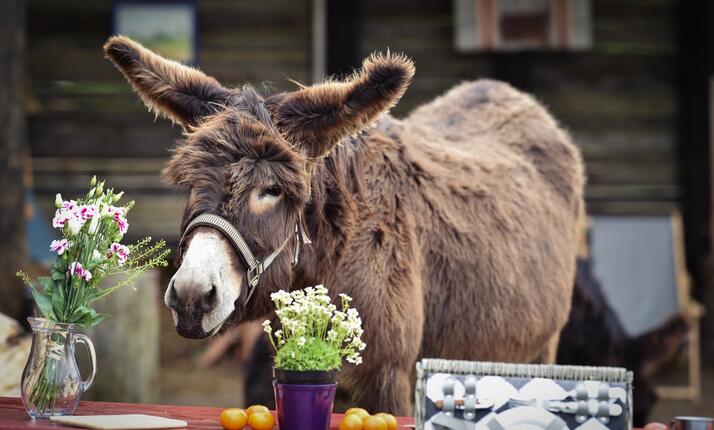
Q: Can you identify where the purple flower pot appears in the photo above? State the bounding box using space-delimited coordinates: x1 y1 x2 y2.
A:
273 369 337 430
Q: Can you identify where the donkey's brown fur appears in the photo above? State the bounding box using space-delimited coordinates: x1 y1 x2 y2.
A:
104 35 584 415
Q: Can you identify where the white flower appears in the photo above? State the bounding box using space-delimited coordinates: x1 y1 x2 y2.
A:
346 353 363 365
92 249 103 261
270 290 291 305
338 293 353 302
350 337 366 351
262 320 272 334
88 215 99 235
55 193 63 208
297 336 306 347
67 216 83 235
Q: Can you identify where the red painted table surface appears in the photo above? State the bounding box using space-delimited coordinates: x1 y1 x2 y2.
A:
0 397 415 429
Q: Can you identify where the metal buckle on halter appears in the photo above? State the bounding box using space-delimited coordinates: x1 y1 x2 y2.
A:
247 264 261 288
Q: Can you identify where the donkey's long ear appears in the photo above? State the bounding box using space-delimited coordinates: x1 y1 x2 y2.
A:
266 52 414 158
103 35 234 127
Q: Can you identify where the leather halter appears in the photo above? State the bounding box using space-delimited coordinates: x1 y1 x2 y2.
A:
179 213 310 305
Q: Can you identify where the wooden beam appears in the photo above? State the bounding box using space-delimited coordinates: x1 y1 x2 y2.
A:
0 0 27 322
325 0 360 77
312 0 327 82
679 0 714 358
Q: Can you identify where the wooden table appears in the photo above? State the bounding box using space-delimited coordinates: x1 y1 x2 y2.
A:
0 397 415 429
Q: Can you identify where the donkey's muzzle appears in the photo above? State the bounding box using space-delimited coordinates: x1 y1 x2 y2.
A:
166 281 218 339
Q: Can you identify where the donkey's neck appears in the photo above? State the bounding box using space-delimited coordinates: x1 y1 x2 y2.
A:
296 119 393 287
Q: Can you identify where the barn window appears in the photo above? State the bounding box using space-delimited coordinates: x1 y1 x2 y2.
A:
113 1 198 64
454 0 592 51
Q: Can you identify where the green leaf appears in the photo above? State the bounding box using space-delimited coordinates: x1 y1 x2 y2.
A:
51 269 65 281
85 312 109 328
57 283 66 302
38 277 54 292
31 289 56 321
69 306 91 322
51 288 66 319
52 258 65 271
77 308 108 328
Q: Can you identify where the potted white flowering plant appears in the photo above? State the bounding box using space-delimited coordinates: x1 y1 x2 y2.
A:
16 176 169 419
263 285 365 430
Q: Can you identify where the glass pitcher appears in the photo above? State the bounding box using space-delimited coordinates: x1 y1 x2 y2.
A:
21 317 96 419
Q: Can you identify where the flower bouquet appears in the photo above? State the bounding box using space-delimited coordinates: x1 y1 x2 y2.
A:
263 286 365 430
17 177 169 418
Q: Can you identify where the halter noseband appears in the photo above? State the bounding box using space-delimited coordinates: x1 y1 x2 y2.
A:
179 213 310 305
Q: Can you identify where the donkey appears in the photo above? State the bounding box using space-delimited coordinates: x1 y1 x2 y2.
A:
104 35 584 414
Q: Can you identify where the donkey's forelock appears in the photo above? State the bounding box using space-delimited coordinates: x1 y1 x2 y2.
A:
161 86 307 187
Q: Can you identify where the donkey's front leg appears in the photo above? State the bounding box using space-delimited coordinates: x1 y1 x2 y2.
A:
352 363 415 416
332 223 424 415
343 282 424 415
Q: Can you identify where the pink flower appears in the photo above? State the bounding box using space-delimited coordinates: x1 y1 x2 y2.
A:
68 262 92 281
61 200 78 211
107 243 130 266
115 217 129 234
77 204 98 221
52 210 70 228
52 202 92 232
106 206 126 218
106 206 129 234
50 239 70 255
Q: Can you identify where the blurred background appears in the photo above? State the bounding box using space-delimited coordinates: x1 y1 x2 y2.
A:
1 0 713 425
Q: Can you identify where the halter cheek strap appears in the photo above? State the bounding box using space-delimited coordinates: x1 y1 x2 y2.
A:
179 213 310 305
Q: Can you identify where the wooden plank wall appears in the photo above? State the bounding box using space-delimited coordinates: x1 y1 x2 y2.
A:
28 0 680 246
27 0 312 246
359 0 680 215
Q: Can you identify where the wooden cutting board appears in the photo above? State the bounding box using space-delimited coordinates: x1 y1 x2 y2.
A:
48 414 187 429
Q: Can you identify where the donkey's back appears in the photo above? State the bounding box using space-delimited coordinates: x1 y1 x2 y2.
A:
407 80 583 209
397 80 584 363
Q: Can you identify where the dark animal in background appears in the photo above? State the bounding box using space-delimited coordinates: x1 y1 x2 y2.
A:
557 258 690 425
104 35 585 414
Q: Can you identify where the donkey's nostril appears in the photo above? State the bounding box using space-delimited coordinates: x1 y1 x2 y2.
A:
202 285 218 312
166 281 179 309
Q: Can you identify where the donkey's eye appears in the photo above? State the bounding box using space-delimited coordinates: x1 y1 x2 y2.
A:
261 186 282 198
